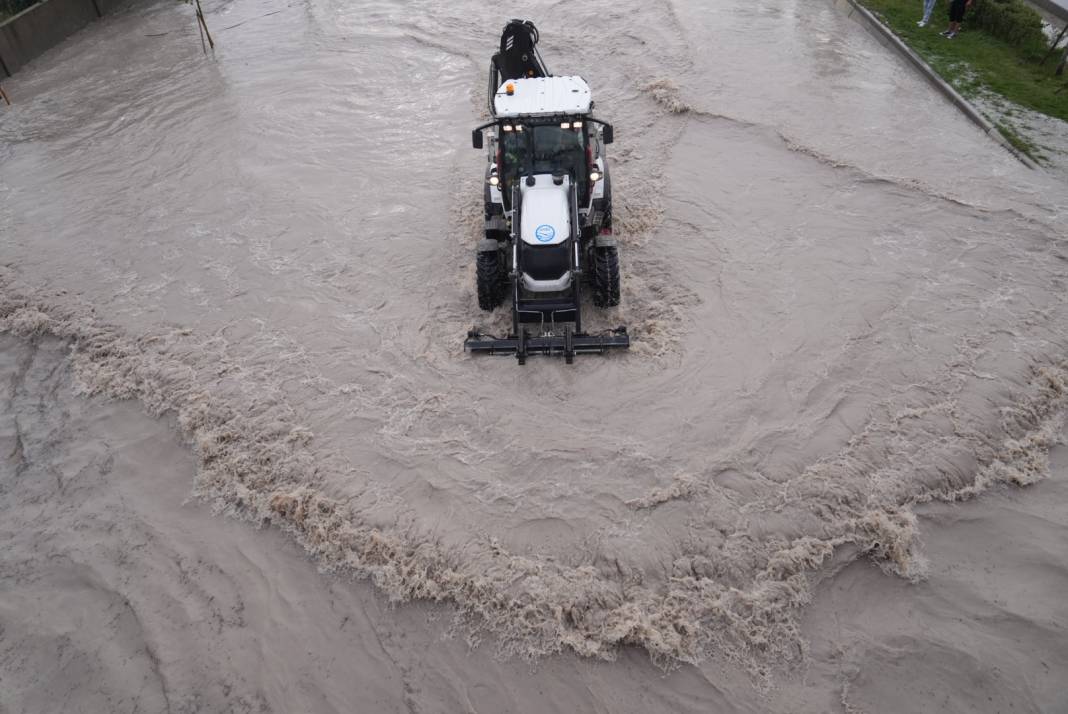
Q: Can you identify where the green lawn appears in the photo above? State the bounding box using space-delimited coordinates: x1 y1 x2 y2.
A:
860 0 1068 122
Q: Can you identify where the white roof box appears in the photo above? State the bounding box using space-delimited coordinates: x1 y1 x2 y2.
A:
493 76 592 119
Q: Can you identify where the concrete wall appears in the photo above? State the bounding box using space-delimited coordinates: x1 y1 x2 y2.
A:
0 0 118 77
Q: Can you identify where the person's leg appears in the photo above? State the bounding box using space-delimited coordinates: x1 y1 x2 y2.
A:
943 0 964 35
921 0 937 24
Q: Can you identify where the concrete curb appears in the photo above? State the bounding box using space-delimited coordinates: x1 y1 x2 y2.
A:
835 0 1040 170
1028 0 1068 23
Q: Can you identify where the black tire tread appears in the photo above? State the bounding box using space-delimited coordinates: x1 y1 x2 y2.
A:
592 245 621 307
476 249 506 311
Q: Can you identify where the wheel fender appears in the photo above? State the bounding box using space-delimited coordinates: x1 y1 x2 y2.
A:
477 238 500 253
484 215 508 235
594 234 617 249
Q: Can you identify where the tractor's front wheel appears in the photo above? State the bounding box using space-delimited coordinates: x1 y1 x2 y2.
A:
476 244 506 311
592 245 621 307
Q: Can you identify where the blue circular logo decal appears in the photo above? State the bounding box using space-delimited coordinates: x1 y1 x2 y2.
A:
535 224 556 243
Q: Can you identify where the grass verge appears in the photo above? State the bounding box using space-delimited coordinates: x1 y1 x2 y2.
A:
996 120 1042 157
859 0 1068 123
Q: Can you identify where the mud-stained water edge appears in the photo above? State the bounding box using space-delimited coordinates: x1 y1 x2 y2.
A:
2 0 1067 711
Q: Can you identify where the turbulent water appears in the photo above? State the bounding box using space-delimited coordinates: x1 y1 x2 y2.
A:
1 0 1067 691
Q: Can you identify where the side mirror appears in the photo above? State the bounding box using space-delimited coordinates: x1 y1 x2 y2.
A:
472 129 484 150
602 124 614 144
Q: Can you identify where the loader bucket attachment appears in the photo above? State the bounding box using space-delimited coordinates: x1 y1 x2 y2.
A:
465 327 630 365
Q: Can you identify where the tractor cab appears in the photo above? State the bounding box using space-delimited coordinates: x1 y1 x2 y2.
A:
472 75 613 217
496 116 589 210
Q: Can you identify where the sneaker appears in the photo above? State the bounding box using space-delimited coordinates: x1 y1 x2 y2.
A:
917 20 927 27
939 30 951 36
946 31 957 38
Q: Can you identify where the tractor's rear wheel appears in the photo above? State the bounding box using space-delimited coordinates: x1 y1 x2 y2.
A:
592 245 621 307
476 246 506 311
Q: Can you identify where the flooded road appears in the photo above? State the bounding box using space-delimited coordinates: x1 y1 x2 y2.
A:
1 0 1066 710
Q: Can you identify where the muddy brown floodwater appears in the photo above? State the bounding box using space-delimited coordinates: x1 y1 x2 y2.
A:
1 0 1067 712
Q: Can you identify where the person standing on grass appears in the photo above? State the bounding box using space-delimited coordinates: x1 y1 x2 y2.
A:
918 0 937 27
941 0 972 38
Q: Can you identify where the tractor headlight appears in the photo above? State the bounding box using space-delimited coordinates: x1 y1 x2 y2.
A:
488 175 499 186
589 170 601 182
503 124 513 132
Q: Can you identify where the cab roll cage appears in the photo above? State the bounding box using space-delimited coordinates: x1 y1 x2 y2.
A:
472 117 614 150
